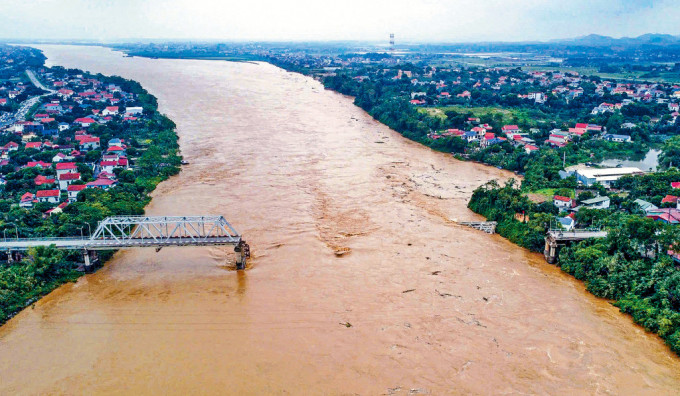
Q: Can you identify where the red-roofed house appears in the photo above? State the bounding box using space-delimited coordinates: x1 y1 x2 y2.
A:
25 141 42 150
3 142 18 152
102 106 119 116
502 125 520 134
77 136 100 151
56 162 78 177
34 175 55 186
100 160 118 173
26 161 51 169
671 182 680 189
36 189 60 203
524 145 539 154
553 195 573 210
107 146 125 155
67 184 87 202
58 172 81 190
86 178 117 190
647 208 680 224
662 195 679 206
44 201 69 217
75 117 96 127
19 192 35 208
57 89 74 98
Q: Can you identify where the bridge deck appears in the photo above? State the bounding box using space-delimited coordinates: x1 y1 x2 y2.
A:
0 236 241 251
547 230 608 241
0 215 242 251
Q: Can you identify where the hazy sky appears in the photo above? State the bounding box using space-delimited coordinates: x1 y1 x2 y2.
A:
0 0 678 43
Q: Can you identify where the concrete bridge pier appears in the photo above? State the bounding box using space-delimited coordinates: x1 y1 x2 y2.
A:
235 240 250 270
83 250 98 273
544 238 559 264
6 251 23 263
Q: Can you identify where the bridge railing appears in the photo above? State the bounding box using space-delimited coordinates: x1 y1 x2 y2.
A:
1 236 87 242
0 215 242 250
90 215 241 243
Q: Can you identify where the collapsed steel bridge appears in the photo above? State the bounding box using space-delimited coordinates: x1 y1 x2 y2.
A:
0 215 249 269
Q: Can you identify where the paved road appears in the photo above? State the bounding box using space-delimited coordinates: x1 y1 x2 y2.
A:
26 69 56 93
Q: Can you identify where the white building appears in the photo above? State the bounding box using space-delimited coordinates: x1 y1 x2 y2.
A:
575 167 644 188
125 106 143 115
580 196 611 209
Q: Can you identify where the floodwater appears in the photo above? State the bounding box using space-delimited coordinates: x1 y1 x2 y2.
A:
1 45 680 395
599 149 661 172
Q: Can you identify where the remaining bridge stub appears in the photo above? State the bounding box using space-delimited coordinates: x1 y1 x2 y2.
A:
544 229 608 263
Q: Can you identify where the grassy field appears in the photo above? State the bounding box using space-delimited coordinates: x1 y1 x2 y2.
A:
517 65 680 84
524 188 574 204
442 55 680 83
418 105 548 125
532 188 573 198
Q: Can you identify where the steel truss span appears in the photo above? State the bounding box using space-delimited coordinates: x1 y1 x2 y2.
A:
0 215 242 251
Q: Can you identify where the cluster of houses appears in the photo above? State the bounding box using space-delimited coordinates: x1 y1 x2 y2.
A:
428 120 610 154
552 180 680 230
0 80 28 107
0 69 143 217
552 193 612 230
17 136 127 208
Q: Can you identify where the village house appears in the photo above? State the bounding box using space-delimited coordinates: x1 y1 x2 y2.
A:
26 161 51 169
77 135 100 151
647 208 680 224
634 199 658 213
55 162 78 177
75 117 96 127
36 189 60 204
125 106 144 115
501 125 521 135
603 134 632 143
579 196 611 210
558 215 575 231
553 195 573 210
19 192 35 208
86 178 117 190
44 202 69 217
58 172 81 190
34 175 55 186
101 106 119 116
67 184 87 202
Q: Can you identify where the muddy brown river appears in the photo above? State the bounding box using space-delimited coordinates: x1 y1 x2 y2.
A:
1 45 679 395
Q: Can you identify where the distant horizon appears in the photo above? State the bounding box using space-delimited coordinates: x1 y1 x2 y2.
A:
4 32 680 47
1 0 678 43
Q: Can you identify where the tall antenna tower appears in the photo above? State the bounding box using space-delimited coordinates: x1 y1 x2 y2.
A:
389 33 395 51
